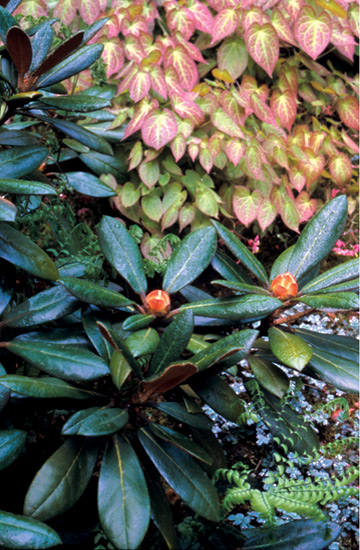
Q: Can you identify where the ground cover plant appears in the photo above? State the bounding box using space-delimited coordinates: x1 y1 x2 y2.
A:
0 0 358 549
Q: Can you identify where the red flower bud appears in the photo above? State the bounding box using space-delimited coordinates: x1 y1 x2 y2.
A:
270 272 298 300
144 290 171 316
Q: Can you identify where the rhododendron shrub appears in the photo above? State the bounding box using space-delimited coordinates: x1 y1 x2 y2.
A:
17 0 359 235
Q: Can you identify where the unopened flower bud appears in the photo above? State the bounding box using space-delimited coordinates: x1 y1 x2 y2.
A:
270 272 298 300
144 290 171 316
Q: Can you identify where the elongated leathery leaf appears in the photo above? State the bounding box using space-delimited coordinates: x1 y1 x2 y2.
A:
181 295 282 321
305 349 359 394
269 245 295 282
212 220 269 285
41 95 111 112
0 375 91 399
126 328 160 358
82 309 113 362
298 292 359 311
0 197 16 221
0 146 47 179
211 250 253 285
191 374 246 424
149 310 194 376
211 280 270 295
62 406 129 436
29 23 53 72
138 428 220 521
24 437 98 521
300 258 359 294
288 196 348 281
308 279 359 294
1 286 79 328
5 341 109 383
0 6 18 44
293 327 358 363
36 44 103 88
0 179 55 195
0 223 59 281
80 151 127 181
149 424 212 464
0 429 26 471
163 227 217 294
154 402 212 430
109 350 132 390
59 276 135 308
64 171 116 197
98 216 147 295
0 510 61 549
248 356 289 399
269 328 312 372
98 435 150 550
122 314 155 331
6 27 32 76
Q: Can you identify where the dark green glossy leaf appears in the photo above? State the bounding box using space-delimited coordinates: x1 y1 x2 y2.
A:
248 356 289 399
0 196 16 221
0 510 61 549
80 151 127 181
0 364 9 413
24 437 98 521
0 223 59 281
181 295 282 321
122 314 155 331
149 310 193 376
163 227 217 294
191 329 258 371
29 23 53 72
82 309 112 362
98 216 147 295
298 292 358 311
41 95 111 112
59 276 135 308
212 220 269 285
154 402 212 430
149 424 212 464
191 374 245 423
62 406 129 436
138 427 220 521
36 44 103 88
300 258 358 294
190 428 227 474
126 328 159 358
98 435 150 550
268 328 312 371
0 429 26 471
288 196 348 280
141 362 197 400
211 249 253 284
14 328 88 347
0 146 47 179
270 246 295 282
64 171 116 197
82 18 109 44
0 6 18 44
6 341 109 382
34 115 112 155
242 519 341 550
0 268 13 316
211 279 270 295
96 321 143 380
0 178 56 195
0 375 91 399
3 0 22 13
1 286 79 328
109 350 132 389
305 349 359 393
0 128 38 146
309 279 359 294
293 327 358 363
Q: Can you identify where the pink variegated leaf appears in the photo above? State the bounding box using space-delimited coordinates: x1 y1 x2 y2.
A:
170 94 204 124
207 0 232 12
278 66 298 95
294 6 332 60
212 8 239 43
121 17 148 37
331 21 356 61
117 64 138 94
348 3 359 38
179 203 195 232
196 94 218 116
53 0 77 26
270 89 297 132
220 92 245 125
225 139 245 166
209 134 223 157
166 47 198 92
199 148 214 174
250 93 277 125
102 38 124 78
309 132 325 155
217 36 248 79
141 109 178 151
128 141 143 171
273 146 289 170
281 195 300 232
295 191 317 222
337 96 359 130
138 160 160 189
99 0 107 10
164 66 184 96
129 71 151 103
245 22 279 77
289 167 307 192
78 0 101 24
105 15 123 40
167 7 196 40
299 149 325 188
270 184 286 213
188 142 199 162
233 187 262 227
174 36 206 63
15 0 47 18
279 0 304 20
341 130 359 154
123 99 157 140
244 145 264 180
150 66 168 99
211 107 245 139
187 0 214 33
171 133 186 162
270 8 297 45
328 153 353 187
257 196 277 231
242 7 268 32
124 35 146 63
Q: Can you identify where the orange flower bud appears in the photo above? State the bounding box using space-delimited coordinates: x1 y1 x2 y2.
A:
144 290 171 316
270 272 298 300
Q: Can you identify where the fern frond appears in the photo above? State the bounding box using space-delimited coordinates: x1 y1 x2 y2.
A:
250 491 275 524
322 436 359 457
318 397 350 420
223 486 253 512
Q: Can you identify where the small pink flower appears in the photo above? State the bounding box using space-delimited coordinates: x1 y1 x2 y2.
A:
331 189 340 198
248 235 260 254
